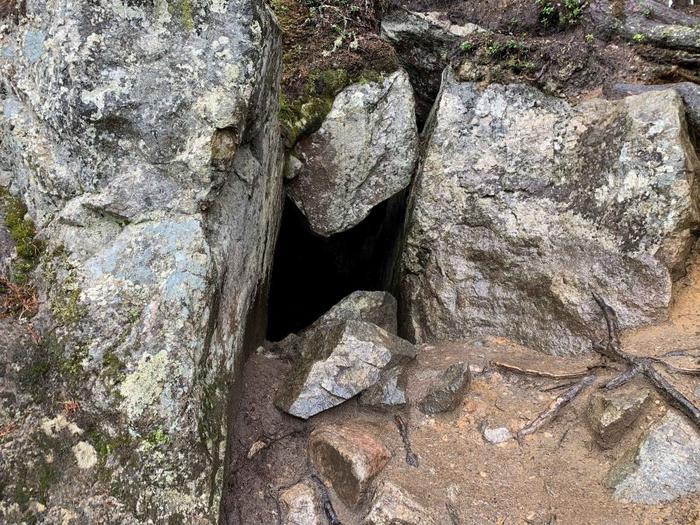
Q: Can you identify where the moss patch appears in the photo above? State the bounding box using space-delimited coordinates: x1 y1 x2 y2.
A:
0 187 44 284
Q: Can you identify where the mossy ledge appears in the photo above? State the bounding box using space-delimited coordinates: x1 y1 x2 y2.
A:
0 186 44 284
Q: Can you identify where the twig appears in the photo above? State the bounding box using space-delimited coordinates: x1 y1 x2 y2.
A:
517 375 595 441
311 474 341 525
394 414 419 468
446 500 461 525
592 293 700 429
601 367 639 390
647 357 700 376
492 361 592 380
541 381 577 392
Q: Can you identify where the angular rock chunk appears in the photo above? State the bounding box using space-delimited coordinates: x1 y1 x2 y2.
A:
287 70 418 236
280 482 322 525
310 290 398 334
481 425 514 445
419 362 471 415
308 424 391 507
359 366 408 409
362 481 436 525
587 390 652 448
401 73 700 355
275 320 416 419
607 411 700 503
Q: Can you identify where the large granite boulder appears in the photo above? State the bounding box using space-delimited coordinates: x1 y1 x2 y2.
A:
275 320 417 419
286 69 418 236
607 410 700 503
400 71 699 355
0 1 283 521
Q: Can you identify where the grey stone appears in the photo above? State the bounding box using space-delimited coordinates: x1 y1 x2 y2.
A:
280 482 322 525
608 410 700 503
0 1 283 521
362 481 436 525
587 390 652 448
419 362 471 415
309 423 391 507
481 425 514 445
400 72 700 355
359 366 408 409
695 384 700 399
275 320 417 419
381 8 486 123
0 205 13 280
287 69 418 236
310 290 398 334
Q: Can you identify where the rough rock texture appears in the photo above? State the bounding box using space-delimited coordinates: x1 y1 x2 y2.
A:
0 205 12 278
0 1 283 521
418 362 471 414
309 290 398 334
481 425 513 445
308 423 391 507
587 389 652 448
401 72 700 355
362 481 436 525
286 69 418 236
608 410 700 503
381 8 486 124
280 482 322 525
275 320 416 419
358 366 407 409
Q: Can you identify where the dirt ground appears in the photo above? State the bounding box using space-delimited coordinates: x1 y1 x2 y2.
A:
222 253 700 524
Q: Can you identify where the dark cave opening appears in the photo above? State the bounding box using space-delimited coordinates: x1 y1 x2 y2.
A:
266 192 408 341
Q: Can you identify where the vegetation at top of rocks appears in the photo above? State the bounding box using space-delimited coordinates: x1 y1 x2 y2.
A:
535 0 586 28
268 0 398 146
632 33 646 43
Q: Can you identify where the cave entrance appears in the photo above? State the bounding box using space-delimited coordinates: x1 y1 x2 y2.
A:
266 192 408 341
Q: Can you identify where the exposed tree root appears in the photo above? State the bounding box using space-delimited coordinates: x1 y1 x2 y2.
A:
394 414 419 467
516 375 595 442
493 361 599 380
592 293 700 429
311 474 341 525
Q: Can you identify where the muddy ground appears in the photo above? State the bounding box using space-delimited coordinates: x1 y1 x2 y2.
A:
222 254 700 524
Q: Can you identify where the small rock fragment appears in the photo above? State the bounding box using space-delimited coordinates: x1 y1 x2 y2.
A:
359 366 407 409
418 362 471 415
481 424 513 445
587 389 651 448
362 481 436 525
275 320 416 419
280 482 322 525
246 440 268 459
308 423 391 507
607 410 700 503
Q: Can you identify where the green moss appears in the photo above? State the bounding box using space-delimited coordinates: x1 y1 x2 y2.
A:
180 0 194 31
43 246 87 327
0 187 44 284
144 428 169 450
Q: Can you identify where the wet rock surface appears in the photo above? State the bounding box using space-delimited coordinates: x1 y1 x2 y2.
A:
286 69 418 236
308 423 391 507
608 410 700 504
401 73 700 355
362 481 436 524
587 389 652 448
275 320 417 419
418 362 471 415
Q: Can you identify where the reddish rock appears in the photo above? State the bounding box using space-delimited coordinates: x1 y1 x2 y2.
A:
308 423 391 507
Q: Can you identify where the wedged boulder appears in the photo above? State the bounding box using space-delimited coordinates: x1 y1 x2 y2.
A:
587 389 652 449
0 1 283 521
607 410 700 503
275 320 417 419
362 481 436 525
308 423 391 507
400 71 700 355
381 8 486 123
286 69 418 236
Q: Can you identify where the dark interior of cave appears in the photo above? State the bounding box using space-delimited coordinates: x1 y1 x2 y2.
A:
266 192 408 341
